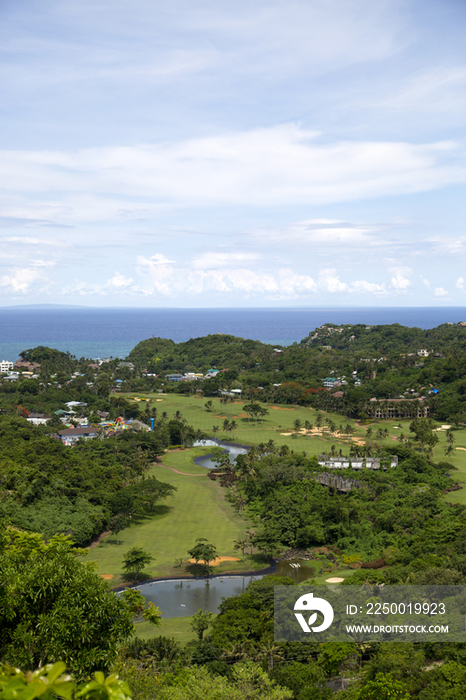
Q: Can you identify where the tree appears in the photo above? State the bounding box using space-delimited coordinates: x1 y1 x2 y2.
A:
358 672 410 700
120 587 162 625
110 513 126 544
409 418 439 454
234 536 248 563
190 608 214 641
315 412 323 436
293 418 302 438
0 527 133 677
188 537 218 575
122 546 154 580
204 400 213 412
0 662 132 700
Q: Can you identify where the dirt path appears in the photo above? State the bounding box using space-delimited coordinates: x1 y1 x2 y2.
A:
158 463 205 476
88 529 111 549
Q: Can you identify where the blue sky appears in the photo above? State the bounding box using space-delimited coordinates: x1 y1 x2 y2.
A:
1 0 466 307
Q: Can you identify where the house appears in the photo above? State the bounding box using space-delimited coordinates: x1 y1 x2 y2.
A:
27 413 51 425
57 426 99 445
0 360 14 373
118 361 135 370
165 373 183 382
323 377 339 388
417 349 429 357
370 397 429 419
14 360 41 372
318 455 398 470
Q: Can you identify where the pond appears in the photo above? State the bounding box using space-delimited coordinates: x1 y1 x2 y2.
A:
131 561 316 618
275 559 316 584
134 574 263 618
192 439 250 469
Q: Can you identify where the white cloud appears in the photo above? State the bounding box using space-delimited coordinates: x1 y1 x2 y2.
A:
427 237 466 255
389 266 412 290
0 267 45 293
381 66 466 114
278 269 317 295
351 280 386 294
106 272 134 289
1 236 62 246
136 254 177 296
1 127 464 222
191 252 259 269
318 269 349 293
253 219 386 248
434 287 449 297
456 276 465 291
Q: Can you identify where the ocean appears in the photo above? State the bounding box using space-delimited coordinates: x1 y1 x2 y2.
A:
1 306 465 362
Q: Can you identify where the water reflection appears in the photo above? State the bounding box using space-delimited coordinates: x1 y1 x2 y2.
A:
192 439 249 469
136 574 262 618
275 560 316 584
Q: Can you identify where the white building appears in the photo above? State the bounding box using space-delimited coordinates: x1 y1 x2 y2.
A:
0 360 14 373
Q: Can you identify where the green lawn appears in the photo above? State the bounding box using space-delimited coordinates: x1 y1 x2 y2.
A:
133 615 198 644
85 461 258 585
87 393 466 591
161 447 212 475
121 391 368 451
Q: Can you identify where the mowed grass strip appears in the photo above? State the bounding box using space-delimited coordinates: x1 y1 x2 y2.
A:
133 615 198 644
161 447 213 475
85 462 250 585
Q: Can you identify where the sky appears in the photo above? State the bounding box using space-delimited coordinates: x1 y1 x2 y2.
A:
1 0 466 308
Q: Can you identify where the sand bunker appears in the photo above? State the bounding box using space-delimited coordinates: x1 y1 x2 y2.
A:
156 398 163 402
271 406 295 411
187 556 240 566
280 432 293 436
100 574 114 580
456 447 466 451
325 577 345 583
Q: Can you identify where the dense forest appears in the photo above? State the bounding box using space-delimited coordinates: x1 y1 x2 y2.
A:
3 326 466 697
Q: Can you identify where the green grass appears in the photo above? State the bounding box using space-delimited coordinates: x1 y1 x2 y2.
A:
88 392 466 591
121 391 368 451
161 447 212 475
85 461 258 585
132 615 198 643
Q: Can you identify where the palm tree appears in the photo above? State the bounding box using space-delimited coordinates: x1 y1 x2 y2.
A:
212 424 219 438
293 418 302 438
246 530 256 555
222 642 249 663
315 412 323 436
229 420 237 440
375 428 385 449
304 420 312 436
366 426 373 447
256 639 283 670
234 537 248 563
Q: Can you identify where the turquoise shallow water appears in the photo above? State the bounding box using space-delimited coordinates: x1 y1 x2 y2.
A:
1 306 464 361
